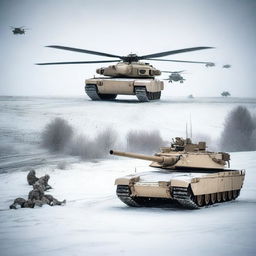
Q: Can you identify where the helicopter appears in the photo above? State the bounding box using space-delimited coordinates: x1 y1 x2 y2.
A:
162 70 186 83
10 26 28 35
205 62 215 67
223 64 231 68
37 45 215 102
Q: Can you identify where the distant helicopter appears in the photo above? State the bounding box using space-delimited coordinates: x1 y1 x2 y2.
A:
10 26 28 35
205 62 215 67
223 64 231 69
162 70 186 83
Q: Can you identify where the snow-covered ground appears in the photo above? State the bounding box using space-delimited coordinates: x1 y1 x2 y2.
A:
0 96 256 256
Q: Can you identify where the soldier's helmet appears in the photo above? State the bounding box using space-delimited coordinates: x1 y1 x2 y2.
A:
28 169 36 175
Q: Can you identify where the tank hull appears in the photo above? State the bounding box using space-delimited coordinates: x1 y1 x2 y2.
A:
85 77 164 102
115 169 245 209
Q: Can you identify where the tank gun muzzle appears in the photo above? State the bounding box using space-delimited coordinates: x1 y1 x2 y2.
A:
110 150 179 166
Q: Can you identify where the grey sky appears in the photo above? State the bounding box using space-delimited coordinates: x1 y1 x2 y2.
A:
0 0 255 97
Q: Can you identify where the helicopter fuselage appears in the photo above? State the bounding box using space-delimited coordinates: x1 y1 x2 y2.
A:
12 28 25 34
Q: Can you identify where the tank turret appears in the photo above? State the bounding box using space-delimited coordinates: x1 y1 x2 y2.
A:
110 138 230 170
96 62 161 78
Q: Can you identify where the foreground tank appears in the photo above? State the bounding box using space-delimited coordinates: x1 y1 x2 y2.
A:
85 62 163 102
110 138 245 209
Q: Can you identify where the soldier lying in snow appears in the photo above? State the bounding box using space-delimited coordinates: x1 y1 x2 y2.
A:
28 183 65 207
10 170 65 209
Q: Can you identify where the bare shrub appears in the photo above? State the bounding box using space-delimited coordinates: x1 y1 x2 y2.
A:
220 106 256 152
41 118 73 152
126 130 164 153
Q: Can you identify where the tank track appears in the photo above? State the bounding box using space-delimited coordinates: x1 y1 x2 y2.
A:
116 185 140 207
135 87 161 102
135 87 150 102
85 84 101 100
172 187 199 209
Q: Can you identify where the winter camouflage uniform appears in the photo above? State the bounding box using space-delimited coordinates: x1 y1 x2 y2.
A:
9 198 35 209
27 169 39 185
10 170 65 209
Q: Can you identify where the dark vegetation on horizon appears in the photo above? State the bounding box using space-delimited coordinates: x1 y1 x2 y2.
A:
220 106 256 152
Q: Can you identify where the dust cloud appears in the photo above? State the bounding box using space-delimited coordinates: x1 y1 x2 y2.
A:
41 118 166 160
41 118 119 159
41 118 73 152
126 130 165 153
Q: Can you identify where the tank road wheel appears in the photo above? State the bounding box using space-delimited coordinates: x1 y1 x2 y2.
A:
196 195 204 207
156 91 161 99
232 190 240 199
210 193 216 204
153 91 161 100
222 191 227 202
216 192 222 203
204 194 210 205
227 191 233 201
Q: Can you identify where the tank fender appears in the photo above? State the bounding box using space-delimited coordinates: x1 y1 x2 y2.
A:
158 181 171 187
115 176 140 185
170 180 189 188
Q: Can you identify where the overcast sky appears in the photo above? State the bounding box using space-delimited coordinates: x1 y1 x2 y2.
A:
0 0 255 97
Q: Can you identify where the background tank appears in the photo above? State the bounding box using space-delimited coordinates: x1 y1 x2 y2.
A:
85 62 163 102
36 45 214 102
110 137 245 209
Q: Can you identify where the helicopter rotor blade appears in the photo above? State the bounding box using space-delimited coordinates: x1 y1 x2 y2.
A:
46 45 122 59
36 60 120 65
161 70 185 73
146 58 214 65
139 47 214 59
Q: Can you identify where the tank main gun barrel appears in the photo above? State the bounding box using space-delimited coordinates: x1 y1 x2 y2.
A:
109 150 179 166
